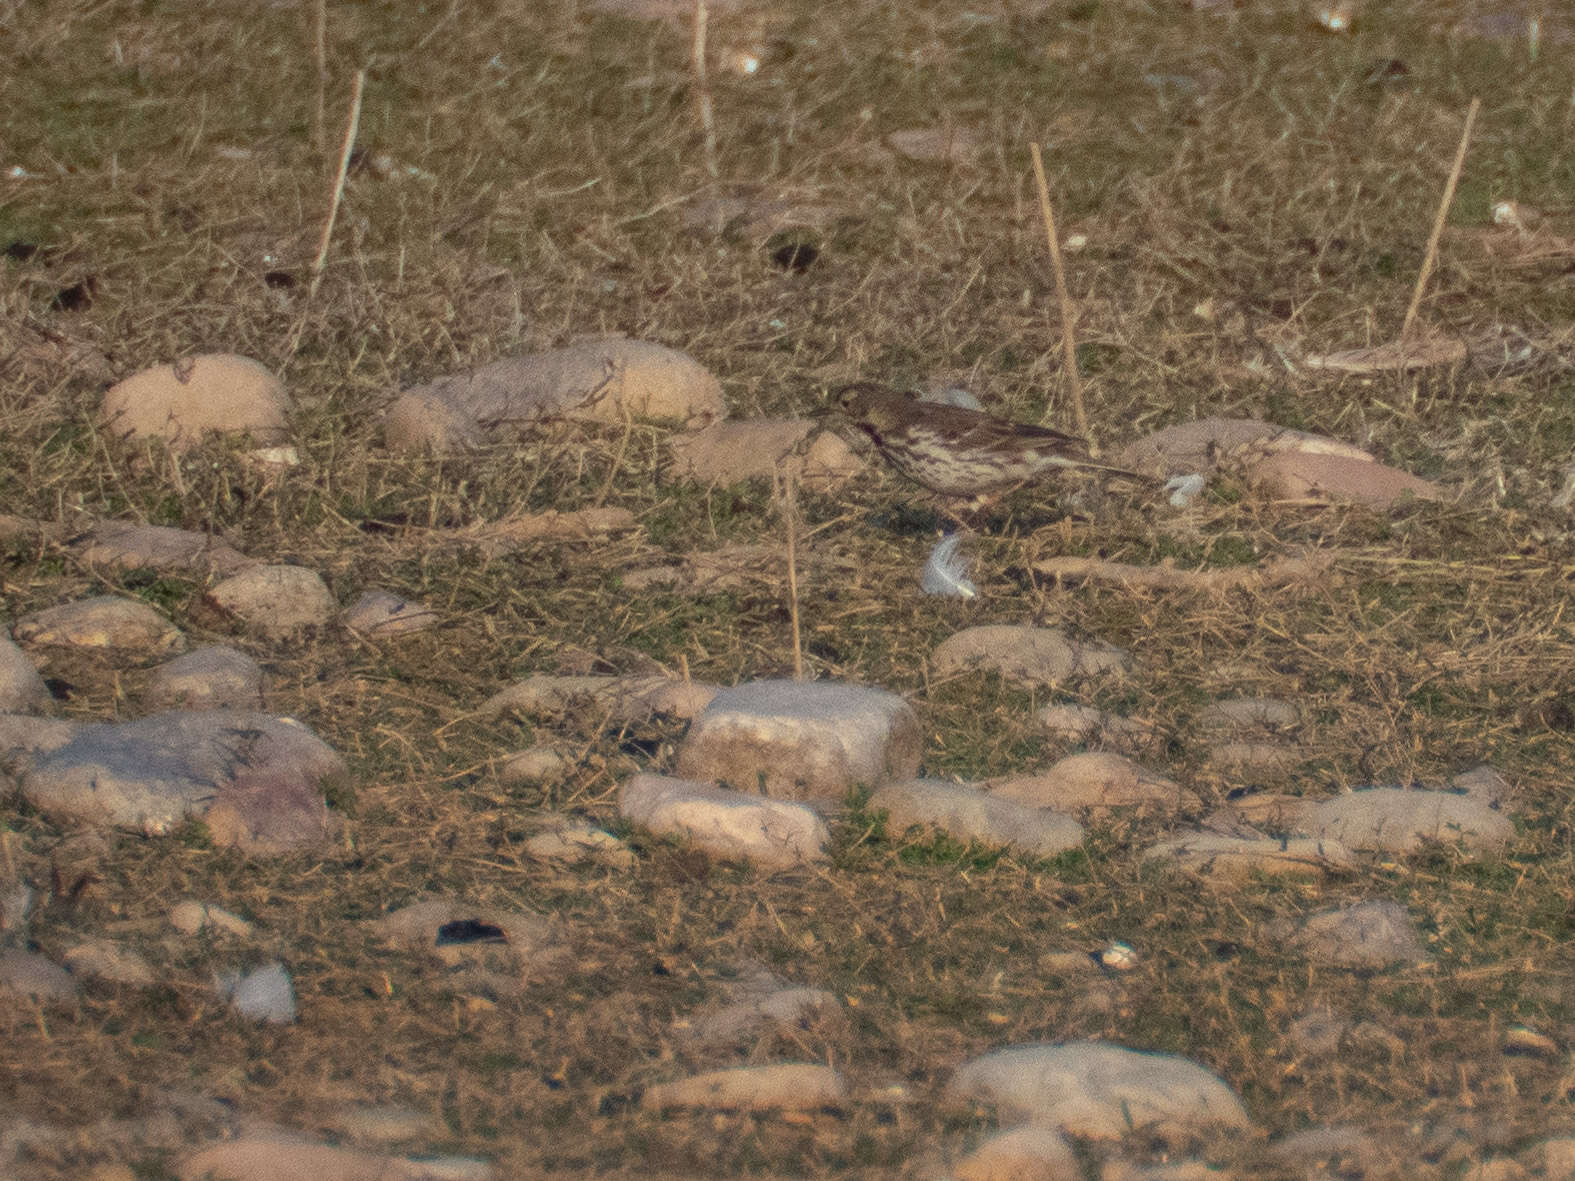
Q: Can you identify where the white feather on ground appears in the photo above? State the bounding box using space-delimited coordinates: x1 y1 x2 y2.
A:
1164 473 1207 508
921 535 978 599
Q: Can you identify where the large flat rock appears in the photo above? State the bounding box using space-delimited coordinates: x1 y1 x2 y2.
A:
2 709 344 853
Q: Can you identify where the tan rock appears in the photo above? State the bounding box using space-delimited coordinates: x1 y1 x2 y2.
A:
954 1126 1083 1181
482 673 718 723
933 626 1129 688
1114 417 1372 478
1246 451 1443 507
620 774 829 868
989 753 1196 813
62 938 157 987
885 126 986 165
343 589 440 637
0 634 53 713
70 520 252 575
102 354 289 449
676 679 920 801
169 899 255 938
666 419 860 488
385 337 724 453
1298 787 1513 853
871 778 1083 858
207 565 335 640
14 595 184 654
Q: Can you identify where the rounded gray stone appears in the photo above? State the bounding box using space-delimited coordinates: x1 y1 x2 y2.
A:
14 595 184 654
0 633 53 713
871 778 1083 858
621 773 830 868
145 645 263 709
207 565 334 640
676 679 920 801
946 1041 1252 1142
1299 788 1513 853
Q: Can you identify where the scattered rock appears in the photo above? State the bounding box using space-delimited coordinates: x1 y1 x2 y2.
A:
1287 1005 1352 1056
933 626 1130 688
989 753 1195 813
207 565 335 641
1038 703 1157 748
384 337 724 453
1142 832 1354 881
884 126 986 166
8 710 344 852
870 778 1084 858
102 354 291 450
144 645 264 709
1289 899 1431 968
643 1063 846 1112
343 589 440 637
498 745 576 785
1198 697 1300 731
945 1041 1252 1142
1245 451 1444 507
523 820 636 870
1297 787 1513 853
1114 417 1373 479
14 595 184 654
0 634 53 713
620 774 829 868
0 948 79 1004
676 679 921 801
482 673 718 724
62 938 157 987
666 419 861 488
217 960 295 1023
169 899 255 938
68 520 252 575
177 1132 496 1181
953 1125 1081 1181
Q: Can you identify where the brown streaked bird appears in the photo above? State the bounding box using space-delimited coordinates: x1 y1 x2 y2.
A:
828 381 1132 502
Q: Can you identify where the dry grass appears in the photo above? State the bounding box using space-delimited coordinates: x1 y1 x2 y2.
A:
3 0 1575 1176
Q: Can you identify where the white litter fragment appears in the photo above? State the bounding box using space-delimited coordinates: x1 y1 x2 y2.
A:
921 535 977 599
1164 472 1207 508
1099 941 1138 970
217 961 296 1024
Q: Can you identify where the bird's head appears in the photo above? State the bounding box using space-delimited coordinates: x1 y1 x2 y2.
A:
826 382 901 432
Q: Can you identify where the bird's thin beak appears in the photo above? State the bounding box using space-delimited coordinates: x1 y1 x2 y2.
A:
808 402 837 419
